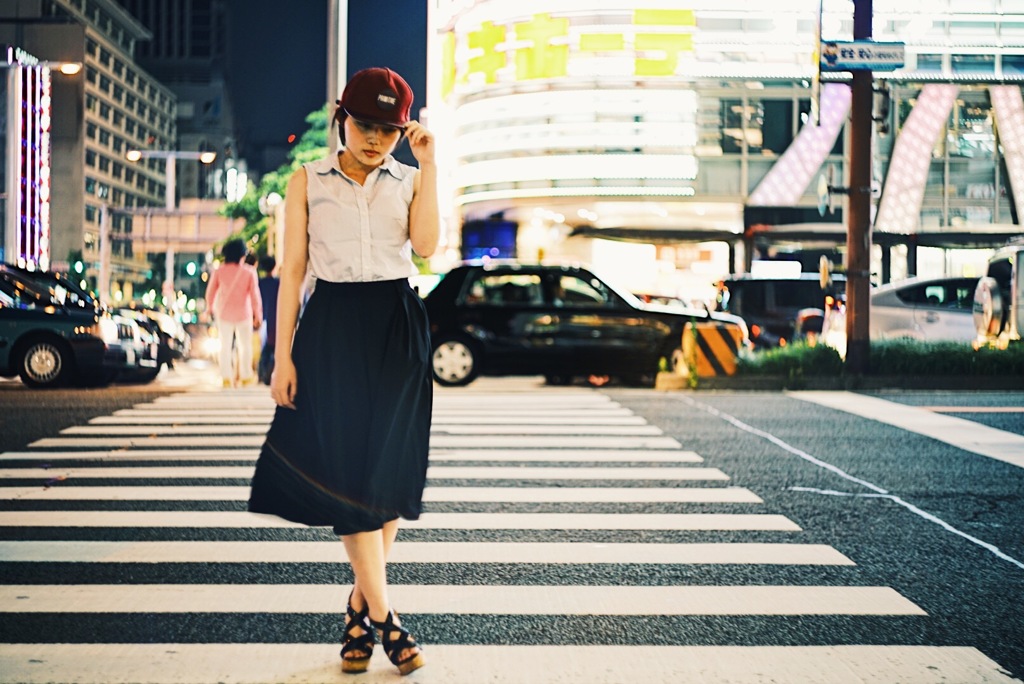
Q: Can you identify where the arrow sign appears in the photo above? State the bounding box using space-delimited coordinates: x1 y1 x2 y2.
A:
820 40 905 72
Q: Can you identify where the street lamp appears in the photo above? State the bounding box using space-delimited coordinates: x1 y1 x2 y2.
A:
123 149 217 307
124 149 217 211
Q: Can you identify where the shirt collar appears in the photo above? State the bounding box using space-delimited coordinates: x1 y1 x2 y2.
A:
309 153 409 180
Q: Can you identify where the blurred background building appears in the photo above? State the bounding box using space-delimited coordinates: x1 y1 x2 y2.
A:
0 0 243 304
427 0 1024 301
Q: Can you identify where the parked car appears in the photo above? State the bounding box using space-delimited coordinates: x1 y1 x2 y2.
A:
0 270 128 387
122 306 192 369
115 308 163 382
712 273 847 349
974 242 1023 348
870 276 979 343
422 261 749 387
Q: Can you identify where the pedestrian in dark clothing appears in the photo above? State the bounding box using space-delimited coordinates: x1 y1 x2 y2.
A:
257 255 279 385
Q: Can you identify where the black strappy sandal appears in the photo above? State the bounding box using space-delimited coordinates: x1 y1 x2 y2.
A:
370 609 425 676
340 594 375 674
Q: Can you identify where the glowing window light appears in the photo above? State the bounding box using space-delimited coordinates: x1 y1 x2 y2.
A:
454 122 698 158
989 85 1024 221
874 84 959 234
455 88 698 126
454 154 699 188
747 82 851 207
456 186 697 206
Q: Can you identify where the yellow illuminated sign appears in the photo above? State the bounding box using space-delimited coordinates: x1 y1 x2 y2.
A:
515 14 570 80
450 9 697 96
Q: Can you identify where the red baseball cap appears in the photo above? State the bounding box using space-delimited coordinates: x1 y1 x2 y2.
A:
339 67 413 129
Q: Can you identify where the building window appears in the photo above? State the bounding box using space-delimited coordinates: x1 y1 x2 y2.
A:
98 129 110 145
86 122 97 139
86 150 97 167
98 157 110 173
952 54 995 75
99 48 111 67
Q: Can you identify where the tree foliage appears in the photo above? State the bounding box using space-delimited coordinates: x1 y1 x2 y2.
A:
219 105 330 255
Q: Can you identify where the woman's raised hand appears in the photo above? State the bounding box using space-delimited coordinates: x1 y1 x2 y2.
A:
404 121 435 166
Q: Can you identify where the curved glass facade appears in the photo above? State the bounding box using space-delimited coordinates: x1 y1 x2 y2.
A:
428 1 1024 292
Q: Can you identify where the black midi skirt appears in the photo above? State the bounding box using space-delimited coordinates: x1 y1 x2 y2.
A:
248 279 433 535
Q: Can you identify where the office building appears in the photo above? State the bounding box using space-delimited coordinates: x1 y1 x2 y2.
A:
1 0 176 288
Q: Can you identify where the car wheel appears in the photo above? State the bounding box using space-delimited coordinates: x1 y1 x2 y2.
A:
973 277 1005 338
17 337 71 388
432 336 480 386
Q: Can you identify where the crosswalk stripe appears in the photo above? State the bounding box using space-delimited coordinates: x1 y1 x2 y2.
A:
0 466 727 481
29 435 686 449
0 486 760 503
4 372 1003 682
0 644 1012 684
0 541 851 564
62 424 666 436
0 584 923 615
0 511 801 530
0 449 703 463
92 414 650 426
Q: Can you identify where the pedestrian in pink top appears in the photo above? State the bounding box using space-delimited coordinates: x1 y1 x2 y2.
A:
206 238 263 387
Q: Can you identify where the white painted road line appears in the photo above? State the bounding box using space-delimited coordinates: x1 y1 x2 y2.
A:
61 424 665 436
0 541 852 565
0 449 703 463
0 584 923 615
0 511 801 530
0 466 727 481
0 486 760 503
29 435 686 449
98 413 648 425
0 644 1012 684
790 391 1024 470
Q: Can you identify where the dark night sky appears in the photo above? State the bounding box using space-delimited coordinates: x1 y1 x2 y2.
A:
225 0 428 173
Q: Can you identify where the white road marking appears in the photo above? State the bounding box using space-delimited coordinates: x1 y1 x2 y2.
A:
0 644 1012 684
0 511 801 530
0 541 851 565
0 584 922 615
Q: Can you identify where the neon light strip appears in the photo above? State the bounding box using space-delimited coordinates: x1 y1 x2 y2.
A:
874 84 958 234
989 85 1024 223
747 83 851 207
457 186 696 206
455 154 699 188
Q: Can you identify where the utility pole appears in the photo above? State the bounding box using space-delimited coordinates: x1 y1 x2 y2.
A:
845 0 873 374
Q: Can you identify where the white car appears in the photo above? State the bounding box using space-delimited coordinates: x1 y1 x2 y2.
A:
870 276 979 343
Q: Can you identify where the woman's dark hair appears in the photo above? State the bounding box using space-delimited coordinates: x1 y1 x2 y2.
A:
222 238 246 264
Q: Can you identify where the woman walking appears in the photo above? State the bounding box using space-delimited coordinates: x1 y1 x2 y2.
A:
247 67 437 676
206 238 262 388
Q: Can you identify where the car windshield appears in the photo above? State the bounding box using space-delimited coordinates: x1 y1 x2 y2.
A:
0 273 63 309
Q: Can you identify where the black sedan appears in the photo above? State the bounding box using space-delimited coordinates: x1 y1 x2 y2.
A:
423 262 749 386
0 270 129 387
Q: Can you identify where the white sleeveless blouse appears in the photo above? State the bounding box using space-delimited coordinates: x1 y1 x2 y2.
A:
303 154 418 282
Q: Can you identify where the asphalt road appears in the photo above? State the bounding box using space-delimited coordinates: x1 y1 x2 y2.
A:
0 369 1021 682
607 387 1024 677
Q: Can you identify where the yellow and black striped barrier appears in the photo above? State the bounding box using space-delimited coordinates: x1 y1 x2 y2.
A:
682 321 744 377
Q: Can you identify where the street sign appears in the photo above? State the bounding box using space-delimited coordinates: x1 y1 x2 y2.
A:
820 40 905 72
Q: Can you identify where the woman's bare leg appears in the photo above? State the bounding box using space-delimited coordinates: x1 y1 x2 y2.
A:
342 520 419 665
347 519 400 611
